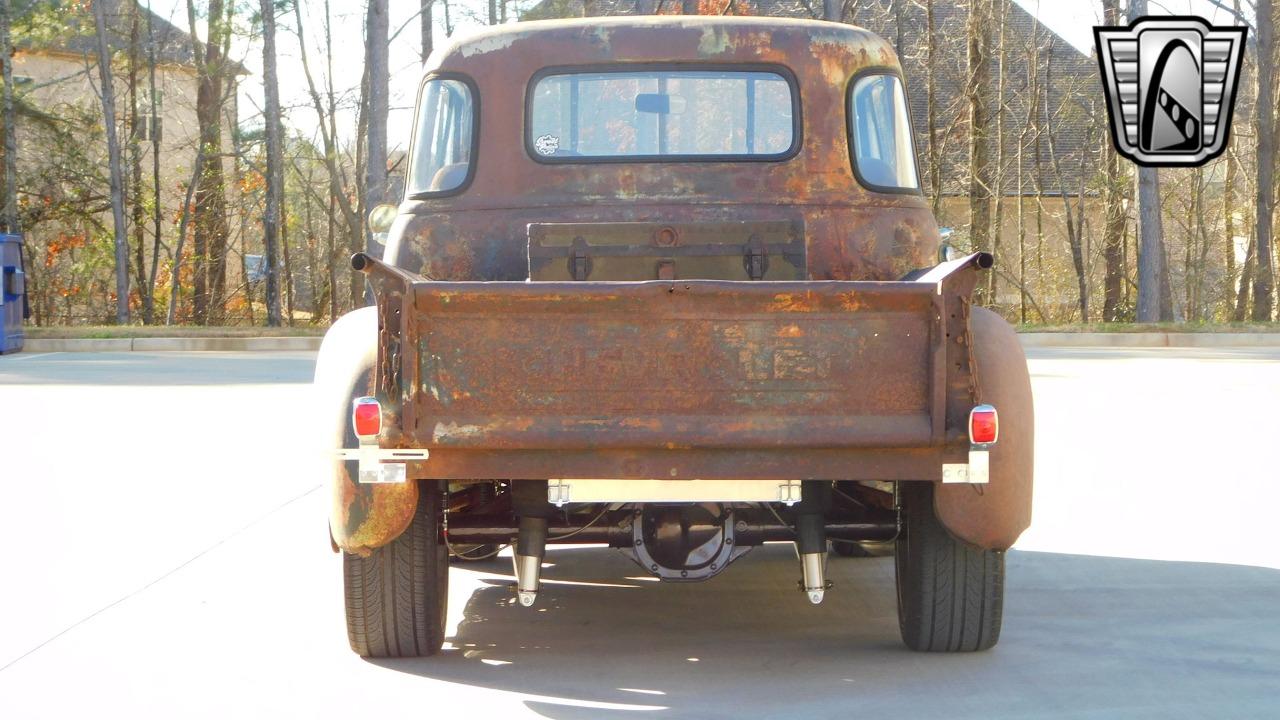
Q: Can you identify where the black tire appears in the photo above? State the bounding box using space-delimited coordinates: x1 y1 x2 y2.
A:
343 481 449 658
895 481 1004 652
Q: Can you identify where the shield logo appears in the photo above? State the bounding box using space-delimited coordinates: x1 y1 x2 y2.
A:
1095 16 1247 167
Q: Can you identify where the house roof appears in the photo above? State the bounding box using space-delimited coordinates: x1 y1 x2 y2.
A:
18 0 247 75
525 0 1102 196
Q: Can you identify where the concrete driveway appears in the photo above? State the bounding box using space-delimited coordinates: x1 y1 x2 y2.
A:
0 348 1276 718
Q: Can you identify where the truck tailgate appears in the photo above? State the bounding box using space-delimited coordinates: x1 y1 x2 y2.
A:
357 253 989 481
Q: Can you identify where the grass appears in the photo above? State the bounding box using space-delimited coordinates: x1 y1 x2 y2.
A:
1016 322 1280 333
25 325 329 339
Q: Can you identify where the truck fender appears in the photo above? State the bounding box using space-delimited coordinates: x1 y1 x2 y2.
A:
314 305 418 556
934 306 1034 550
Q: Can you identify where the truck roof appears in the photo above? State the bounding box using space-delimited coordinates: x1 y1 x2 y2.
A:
425 16 900 79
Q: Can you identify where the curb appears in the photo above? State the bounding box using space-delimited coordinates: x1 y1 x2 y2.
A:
1017 333 1280 348
23 337 323 353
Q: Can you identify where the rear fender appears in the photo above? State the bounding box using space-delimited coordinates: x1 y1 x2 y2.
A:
314 305 418 556
934 306 1034 550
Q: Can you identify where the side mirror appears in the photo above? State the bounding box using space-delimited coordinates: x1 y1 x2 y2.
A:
368 204 398 235
937 227 962 263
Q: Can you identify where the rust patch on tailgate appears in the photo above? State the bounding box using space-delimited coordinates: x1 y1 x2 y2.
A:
413 281 933 451
355 252 988 483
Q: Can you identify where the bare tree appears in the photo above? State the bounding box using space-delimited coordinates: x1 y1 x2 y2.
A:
1128 0 1168 322
421 0 434 63
93 0 129 324
988 0 1009 305
924 0 941 212
126 2 151 322
0 0 19 235
966 0 995 257
365 0 390 247
1253 0 1275 320
1100 0 1127 321
185 0 233 324
261 0 283 326
146 0 163 323
1042 39 1089 322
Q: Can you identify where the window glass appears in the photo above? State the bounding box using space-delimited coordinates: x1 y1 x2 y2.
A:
849 74 919 191
528 70 795 160
408 78 474 195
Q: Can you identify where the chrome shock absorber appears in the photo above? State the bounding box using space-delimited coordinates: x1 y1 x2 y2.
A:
512 481 552 607
794 480 832 604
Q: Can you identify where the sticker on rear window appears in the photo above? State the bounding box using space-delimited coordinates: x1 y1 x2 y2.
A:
534 134 560 156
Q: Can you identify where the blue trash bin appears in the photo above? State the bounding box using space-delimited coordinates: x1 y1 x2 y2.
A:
0 233 27 354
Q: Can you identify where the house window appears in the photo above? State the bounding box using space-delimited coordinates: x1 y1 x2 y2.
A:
133 115 163 142
133 92 164 142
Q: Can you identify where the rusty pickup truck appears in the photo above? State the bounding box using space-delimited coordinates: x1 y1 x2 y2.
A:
315 16 1033 658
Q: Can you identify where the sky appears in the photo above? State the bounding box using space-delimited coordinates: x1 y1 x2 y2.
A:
152 0 1251 156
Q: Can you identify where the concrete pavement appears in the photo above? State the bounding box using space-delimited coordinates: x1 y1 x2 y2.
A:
0 348 1277 718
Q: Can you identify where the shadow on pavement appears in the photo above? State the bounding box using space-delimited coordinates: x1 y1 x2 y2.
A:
373 544 1280 719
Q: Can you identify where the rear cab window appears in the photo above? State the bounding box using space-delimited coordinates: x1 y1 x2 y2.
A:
527 67 799 161
408 77 476 197
848 73 920 193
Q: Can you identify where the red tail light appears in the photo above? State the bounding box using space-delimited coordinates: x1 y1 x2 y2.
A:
969 404 998 445
353 397 381 439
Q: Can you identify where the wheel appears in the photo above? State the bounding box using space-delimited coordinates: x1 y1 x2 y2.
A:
343 481 449 658
894 481 1004 652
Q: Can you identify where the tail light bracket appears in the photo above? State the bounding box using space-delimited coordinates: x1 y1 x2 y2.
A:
942 404 997 484
336 397 430 484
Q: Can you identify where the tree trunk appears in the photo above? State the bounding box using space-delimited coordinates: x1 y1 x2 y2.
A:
127 2 151 323
823 0 839 22
1224 145 1237 313
1253 0 1275 320
925 0 941 214
966 0 994 258
93 0 130 325
1100 0 1126 321
1134 165 1166 322
365 0 389 257
988 0 1008 306
1235 233 1255 321
1 0 19 236
1129 0 1167 323
421 0 433 63
682 0 698 13
261 0 283 327
146 1 163 326
185 0 231 324
166 148 202 325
